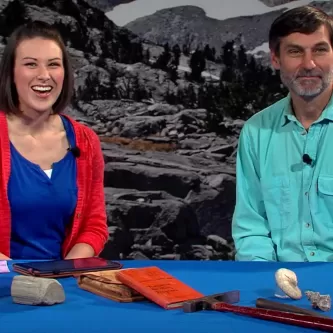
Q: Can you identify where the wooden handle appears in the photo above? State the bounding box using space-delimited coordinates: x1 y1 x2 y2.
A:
256 298 329 318
212 302 333 332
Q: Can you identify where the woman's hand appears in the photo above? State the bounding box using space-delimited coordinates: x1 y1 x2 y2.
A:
64 243 95 260
0 253 11 260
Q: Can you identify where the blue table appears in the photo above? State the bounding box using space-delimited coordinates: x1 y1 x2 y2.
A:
1 260 332 333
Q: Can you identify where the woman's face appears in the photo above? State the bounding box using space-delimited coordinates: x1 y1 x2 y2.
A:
13 37 65 115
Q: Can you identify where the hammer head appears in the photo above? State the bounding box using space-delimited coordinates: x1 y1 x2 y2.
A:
183 290 240 313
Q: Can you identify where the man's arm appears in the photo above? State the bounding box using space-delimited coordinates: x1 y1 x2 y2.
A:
232 125 277 261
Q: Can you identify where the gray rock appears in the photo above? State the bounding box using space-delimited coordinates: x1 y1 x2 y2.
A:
104 162 201 198
124 5 284 57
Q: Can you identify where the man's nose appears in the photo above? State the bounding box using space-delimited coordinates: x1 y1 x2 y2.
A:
301 53 316 70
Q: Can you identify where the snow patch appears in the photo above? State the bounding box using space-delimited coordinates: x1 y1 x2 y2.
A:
106 0 322 27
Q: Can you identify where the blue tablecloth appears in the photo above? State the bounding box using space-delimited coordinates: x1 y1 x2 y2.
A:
1 260 332 333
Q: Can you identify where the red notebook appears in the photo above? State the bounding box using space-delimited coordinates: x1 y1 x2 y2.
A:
116 266 204 309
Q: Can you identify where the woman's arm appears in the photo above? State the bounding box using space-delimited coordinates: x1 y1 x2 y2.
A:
64 130 108 259
0 252 11 260
64 243 94 259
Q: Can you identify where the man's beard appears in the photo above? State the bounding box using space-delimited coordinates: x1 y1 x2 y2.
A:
280 68 333 101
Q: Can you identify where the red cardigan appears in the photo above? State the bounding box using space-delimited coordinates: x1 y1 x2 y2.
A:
0 111 108 258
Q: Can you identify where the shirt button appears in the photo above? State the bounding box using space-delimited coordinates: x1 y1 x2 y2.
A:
305 192 308 196
305 223 310 228
310 252 315 256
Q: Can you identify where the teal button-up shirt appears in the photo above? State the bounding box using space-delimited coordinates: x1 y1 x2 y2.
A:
232 93 333 262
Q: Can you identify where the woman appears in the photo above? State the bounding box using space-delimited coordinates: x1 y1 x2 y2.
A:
0 20 108 260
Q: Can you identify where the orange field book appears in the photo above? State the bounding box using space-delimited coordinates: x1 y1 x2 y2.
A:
115 266 204 309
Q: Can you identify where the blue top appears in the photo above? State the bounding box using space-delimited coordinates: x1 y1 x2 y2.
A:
232 92 333 262
8 115 78 260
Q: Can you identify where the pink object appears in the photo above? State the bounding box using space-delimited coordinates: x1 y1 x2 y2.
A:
0 260 9 273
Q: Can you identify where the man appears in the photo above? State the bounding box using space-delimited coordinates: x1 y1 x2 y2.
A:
232 5 333 262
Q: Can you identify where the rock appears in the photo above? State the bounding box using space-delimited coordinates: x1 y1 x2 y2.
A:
206 235 233 253
11 276 65 306
114 115 167 138
185 178 236 239
104 162 201 198
123 5 285 61
103 188 201 258
101 176 236 260
96 113 238 260
128 251 151 260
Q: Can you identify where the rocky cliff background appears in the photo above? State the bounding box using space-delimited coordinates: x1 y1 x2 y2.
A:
1 0 330 261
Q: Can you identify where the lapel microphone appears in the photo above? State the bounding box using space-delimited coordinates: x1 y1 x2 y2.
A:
302 153 313 165
67 145 81 158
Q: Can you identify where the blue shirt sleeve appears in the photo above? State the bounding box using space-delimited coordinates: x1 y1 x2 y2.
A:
232 123 277 261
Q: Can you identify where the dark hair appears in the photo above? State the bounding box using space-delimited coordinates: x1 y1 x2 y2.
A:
269 5 333 55
0 20 74 114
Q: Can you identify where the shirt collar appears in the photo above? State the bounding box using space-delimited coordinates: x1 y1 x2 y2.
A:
281 91 333 126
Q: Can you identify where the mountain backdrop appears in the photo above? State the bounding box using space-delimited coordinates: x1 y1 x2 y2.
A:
1 0 331 261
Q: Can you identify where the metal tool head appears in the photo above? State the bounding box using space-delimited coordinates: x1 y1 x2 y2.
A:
183 290 240 313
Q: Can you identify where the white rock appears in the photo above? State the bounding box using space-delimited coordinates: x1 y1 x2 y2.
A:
11 276 65 306
275 268 302 300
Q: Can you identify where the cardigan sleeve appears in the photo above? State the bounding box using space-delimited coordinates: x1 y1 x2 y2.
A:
75 129 108 255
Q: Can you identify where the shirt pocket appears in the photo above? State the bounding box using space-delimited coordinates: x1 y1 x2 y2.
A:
317 175 333 228
261 176 291 230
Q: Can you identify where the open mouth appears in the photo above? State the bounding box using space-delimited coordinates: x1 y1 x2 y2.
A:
31 85 53 95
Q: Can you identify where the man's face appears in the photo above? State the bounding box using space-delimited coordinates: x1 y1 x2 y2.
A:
271 25 333 100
